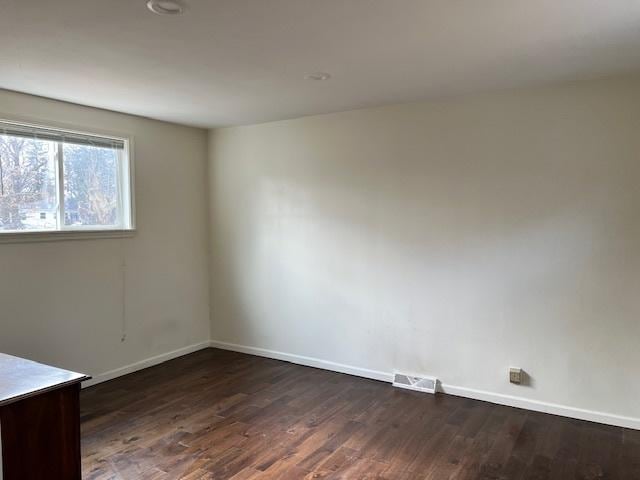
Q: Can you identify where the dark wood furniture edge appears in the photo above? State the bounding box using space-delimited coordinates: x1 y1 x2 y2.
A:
1 383 84 479
0 375 90 408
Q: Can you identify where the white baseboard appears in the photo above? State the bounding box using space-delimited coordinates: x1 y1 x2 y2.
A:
439 384 640 430
82 341 211 388
209 339 640 430
209 340 392 383
80 338 640 430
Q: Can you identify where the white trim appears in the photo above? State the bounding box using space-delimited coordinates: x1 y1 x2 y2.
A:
208 340 392 382
119 138 136 230
55 141 64 230
208 339 640 430
0 229 136 244
439 384 640 430
82 341 210 388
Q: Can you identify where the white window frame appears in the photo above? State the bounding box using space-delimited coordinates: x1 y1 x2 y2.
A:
0 117 136 243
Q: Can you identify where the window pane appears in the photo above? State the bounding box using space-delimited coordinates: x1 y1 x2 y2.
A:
0 135 58 232
63 144 119 227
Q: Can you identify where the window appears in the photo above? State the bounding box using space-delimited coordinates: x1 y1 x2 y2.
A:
0 120 134 238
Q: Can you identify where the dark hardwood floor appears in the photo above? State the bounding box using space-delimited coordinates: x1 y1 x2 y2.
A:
81 348 640 479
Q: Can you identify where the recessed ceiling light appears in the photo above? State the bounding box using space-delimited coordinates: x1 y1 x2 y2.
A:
304 72 331 81
146 0 186 16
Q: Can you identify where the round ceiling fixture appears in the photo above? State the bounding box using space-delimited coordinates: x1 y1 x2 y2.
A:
304 72 331 81
146 0 186 15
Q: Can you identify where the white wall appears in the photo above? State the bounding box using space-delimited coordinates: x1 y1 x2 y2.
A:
0 90 211 381
208 76 640 424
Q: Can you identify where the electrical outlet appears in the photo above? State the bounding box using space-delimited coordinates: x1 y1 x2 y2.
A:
509 367 522 384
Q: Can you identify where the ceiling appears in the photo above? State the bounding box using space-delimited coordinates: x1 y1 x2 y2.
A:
1 0 640 128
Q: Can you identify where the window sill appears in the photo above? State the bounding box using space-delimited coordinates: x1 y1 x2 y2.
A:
0 229 136 244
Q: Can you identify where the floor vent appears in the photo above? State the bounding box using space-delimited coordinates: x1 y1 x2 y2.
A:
392 372 437 394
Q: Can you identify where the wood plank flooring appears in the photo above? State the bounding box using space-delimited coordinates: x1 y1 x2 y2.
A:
81 348 640 479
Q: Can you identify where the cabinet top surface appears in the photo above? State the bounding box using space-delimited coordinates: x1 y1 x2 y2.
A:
0 353 89 406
